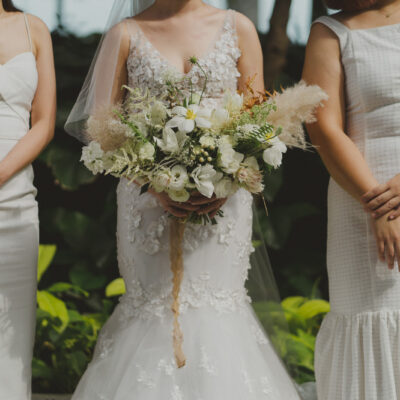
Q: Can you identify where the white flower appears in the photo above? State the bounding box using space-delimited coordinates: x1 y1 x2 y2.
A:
210 108 230 129
214 177 237 199
81 141 105 174
139 142 155 161
237 158 264 194
150 101 168 125
218 143 244 174
263 137 287 169
166 104 212 133
237 124 258 137
155 127 186 154
152 169 172 192
199 135 216 148
224 90 243 113
168 189 190 203
191 164 217 198
169 165 189 192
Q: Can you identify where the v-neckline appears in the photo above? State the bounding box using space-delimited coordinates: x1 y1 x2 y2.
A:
132 10 231 76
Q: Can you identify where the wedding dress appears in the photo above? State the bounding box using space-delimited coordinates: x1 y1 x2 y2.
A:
72 10 301 400
314 16 400 400
0 14 39 400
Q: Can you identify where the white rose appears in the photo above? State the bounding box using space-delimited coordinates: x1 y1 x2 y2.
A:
168 189 190 203
191 164 217 198
218 143 244 174
214 177 237 199
224 90 244 113
263 138 287 169
139 142 156 161
151 169 172 192
169 165 189 191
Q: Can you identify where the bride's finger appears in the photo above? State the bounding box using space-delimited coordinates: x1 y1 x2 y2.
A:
189 196 216 205
169 202 200 212
165 206 190 218
198 199 226 215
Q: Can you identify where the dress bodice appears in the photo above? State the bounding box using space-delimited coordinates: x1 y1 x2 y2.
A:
127 9 241 109
0 52 38 139
315 16 400 182
116 9 254 320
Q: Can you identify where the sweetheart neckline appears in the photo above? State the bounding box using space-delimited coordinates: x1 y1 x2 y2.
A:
0 52 35 67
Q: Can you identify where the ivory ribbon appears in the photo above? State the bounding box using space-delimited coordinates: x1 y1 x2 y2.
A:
169 218 186 368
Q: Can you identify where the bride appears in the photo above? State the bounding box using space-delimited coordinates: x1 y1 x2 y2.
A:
66 0 302 399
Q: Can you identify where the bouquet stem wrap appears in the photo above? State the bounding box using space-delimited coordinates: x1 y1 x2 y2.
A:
169 218 186 368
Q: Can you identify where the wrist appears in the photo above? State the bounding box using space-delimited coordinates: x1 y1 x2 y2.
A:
0 165 9 186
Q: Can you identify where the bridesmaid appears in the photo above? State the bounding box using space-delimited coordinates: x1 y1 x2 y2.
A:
303 0 400 399
0 1 55 398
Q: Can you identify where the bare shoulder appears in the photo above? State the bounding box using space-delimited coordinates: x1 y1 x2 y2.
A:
234 11 257 36
25 13 50 37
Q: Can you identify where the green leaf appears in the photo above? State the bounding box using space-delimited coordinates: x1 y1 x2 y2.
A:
37 245 57 283
69 265 108 291
37 291 70 332
32 358 53 379
47 282 89 298
282 296 305 310
105 278 126 297
39 142 96 191
297 299 330 320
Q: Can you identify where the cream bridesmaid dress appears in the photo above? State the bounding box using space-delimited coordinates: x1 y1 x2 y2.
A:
0 14 39 400
314 16 400 400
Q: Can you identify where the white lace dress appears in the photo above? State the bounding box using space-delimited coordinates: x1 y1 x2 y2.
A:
72 10 301 400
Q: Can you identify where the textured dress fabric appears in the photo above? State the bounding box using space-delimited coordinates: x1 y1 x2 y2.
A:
72 10 301 400
313 16 400 400
0 15 39 400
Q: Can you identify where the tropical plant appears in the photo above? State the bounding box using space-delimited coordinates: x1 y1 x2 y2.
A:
33 245 113 393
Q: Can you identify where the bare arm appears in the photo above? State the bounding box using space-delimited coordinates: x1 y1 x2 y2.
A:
302 23 378 201
236 12 264 93
0 15 56 186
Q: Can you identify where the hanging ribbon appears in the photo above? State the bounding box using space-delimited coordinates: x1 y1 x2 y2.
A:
169 218 186 368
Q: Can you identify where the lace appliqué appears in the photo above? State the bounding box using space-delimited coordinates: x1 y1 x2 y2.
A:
127 10 241 109
199 346 218 376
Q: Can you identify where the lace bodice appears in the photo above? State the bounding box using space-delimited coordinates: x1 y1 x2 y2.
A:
127 9 241 108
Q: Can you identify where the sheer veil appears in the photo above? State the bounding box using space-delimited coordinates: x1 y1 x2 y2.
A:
65 0 295 381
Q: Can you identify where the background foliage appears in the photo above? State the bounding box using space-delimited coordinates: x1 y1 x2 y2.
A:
33 1 330 393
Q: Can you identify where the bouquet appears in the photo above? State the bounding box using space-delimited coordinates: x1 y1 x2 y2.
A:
81 58 327 367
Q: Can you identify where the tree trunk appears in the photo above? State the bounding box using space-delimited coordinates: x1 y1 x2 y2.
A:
228 0 258 25
263 0 293 90
312 0 327 21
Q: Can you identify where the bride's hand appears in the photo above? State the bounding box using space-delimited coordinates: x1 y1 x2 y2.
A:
188 192 227 219
149 189 200 218
362 174 400 220
372 212 400 270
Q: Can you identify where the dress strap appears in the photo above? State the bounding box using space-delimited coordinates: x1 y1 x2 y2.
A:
23 13 33 52
313 16 349 51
